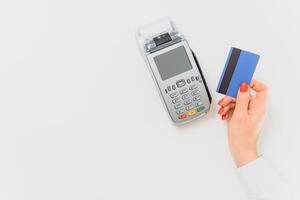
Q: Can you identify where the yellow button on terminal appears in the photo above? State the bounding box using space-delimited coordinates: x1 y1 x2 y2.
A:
187 109 197 116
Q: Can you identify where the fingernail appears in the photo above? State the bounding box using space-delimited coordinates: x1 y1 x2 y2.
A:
217 99 223 105
222 114 227 120
240 82 248 92
218 107 224 115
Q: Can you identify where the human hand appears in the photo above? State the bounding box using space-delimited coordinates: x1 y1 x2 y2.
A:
217 80 268 167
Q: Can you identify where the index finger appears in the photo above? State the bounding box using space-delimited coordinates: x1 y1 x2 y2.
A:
218 96 235 107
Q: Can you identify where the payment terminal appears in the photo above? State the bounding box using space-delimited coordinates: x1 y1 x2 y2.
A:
136 18 212 125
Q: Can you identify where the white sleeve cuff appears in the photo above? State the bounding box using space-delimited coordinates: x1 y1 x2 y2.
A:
237 155 291 199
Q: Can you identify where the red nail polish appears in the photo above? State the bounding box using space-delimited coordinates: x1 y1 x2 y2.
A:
218 107 224 115
217 99 223 105
222 114 226 120
240 82 248 92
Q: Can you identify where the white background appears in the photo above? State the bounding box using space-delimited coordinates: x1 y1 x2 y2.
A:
1 0 300 199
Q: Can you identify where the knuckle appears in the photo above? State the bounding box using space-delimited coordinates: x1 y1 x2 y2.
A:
264 85 269 92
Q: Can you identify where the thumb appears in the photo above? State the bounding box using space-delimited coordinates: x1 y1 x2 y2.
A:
234 82 250 117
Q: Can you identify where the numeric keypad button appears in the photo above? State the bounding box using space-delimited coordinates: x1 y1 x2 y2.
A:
172 97 180 104
184 99 192 105
193 95 201 101
170 92 178 98
191 90 200 96
176 109 184 115
185 105 194 111
189 84 197 90
182 93 190 100
180 88 188 94
174 103 183 109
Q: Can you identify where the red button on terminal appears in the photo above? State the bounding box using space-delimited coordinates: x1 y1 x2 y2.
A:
178 113 187 119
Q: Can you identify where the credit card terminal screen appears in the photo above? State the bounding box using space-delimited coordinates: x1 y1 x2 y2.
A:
154 46 192 81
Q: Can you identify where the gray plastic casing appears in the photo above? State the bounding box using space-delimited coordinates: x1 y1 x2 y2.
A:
136 18 211 125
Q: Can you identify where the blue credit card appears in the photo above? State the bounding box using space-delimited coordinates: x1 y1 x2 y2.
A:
216 47 260 98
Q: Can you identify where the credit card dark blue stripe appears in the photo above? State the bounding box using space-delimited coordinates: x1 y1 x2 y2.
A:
216 47 260 98
218 48 241 94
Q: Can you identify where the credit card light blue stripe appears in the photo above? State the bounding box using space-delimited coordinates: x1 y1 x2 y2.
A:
216 47 234 92
226 50 260 98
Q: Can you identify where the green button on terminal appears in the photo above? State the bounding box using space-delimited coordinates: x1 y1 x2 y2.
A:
197 106 205 112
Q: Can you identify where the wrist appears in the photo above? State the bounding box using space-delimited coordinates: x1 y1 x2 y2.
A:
228 140 258 167
231 148 258 167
